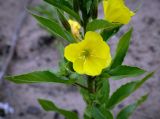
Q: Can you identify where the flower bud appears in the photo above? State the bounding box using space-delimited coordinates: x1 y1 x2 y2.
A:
68 19 81 39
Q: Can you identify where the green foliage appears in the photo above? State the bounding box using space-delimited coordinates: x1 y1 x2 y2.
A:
44 0 81 22
86 19 121 41
95 78 110 105
57 10 71 31
110 28 133 69
38 99 79 119
86 19 120 31
6 70 75 84
90 0 98 19
106 72 154 109
29 2 58 20
101 26 121 41
108 65 146 80
91 106 113 119
31 13 75 43
73 0 79 12
116 94 148 119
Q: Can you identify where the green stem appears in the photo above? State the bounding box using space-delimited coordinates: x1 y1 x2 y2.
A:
74 83 89 90
87 77 95 93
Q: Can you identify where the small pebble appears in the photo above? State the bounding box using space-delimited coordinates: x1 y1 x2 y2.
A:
38 35 55 46
45 57 51 63
143 17 155 25
53 112 60 119
148 46 156 53
18 112 25 117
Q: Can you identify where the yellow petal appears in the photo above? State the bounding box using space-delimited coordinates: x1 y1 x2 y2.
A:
84 31 103 42
103 0 135 24
73 57 85 74
83 31 103 47
84 31 111 59
103 0 108 19
84 57 107 76
91 53 112 69
91 40 111 59
64 43 84 62
111 7 132 24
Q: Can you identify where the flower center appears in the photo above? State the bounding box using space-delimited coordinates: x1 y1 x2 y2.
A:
81 49 90 58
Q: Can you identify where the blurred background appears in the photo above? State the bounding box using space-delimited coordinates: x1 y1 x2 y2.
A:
0 0 160 119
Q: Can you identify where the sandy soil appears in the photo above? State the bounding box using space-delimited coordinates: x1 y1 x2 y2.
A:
0 0 160 119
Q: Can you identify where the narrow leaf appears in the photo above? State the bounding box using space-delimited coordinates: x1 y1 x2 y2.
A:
110 28 133 69
116 94 148 119
96 78 110 105
92 107 113 119
57 10 71 31
44 0 81 22
108 65 146 80
90 0 98 19
31 13 74 42
106 72 154 109
101 26 121 41
92 107 106 119
38 99 79 119
6 70 75 84
73 0 79 13
86 19 120 31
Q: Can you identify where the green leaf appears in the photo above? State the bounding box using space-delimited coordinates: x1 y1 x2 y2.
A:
6 70 75 84
108 65 146 80
59 0 73 9
96 78 110 105
110 28 133 69
31 13 74 42
90 0 98 19
80 88 90 104
86 19 120 31
57 10 71 31
73 0 79 13
91 106 113 119
84 106 92 119
116 94 148 119
101 26 121 41
44 0 81 22
106 72 154 109
86 0 93 14
29 2 58 21
38 99 79 119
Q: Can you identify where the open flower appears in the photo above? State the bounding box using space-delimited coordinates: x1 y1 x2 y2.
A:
68 19 81 38
64 31 112 76
103 0 135 24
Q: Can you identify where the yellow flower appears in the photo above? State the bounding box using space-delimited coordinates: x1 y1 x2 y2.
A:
103 0 135 24
64 31 112 76
68 19 81 38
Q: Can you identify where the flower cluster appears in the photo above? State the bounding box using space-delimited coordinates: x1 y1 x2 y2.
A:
64 0 134 76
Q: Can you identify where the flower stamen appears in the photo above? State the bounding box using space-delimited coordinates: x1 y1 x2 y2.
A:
81 49 90 58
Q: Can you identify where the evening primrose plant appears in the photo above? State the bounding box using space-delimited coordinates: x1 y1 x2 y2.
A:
6 0 154 119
